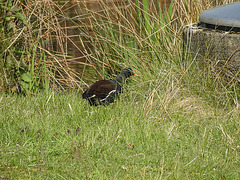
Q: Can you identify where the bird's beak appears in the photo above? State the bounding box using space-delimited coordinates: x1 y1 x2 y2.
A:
133 72 136 75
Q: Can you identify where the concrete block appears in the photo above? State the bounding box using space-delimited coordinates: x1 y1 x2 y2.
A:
183 23 240 81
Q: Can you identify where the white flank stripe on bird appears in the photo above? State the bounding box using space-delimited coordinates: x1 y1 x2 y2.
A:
88 94 96 98
100 90 116 102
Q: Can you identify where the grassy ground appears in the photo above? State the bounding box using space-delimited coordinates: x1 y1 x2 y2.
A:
1 0 240 179
1 80 240 179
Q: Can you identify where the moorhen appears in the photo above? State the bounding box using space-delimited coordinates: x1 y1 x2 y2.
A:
82 68 135 106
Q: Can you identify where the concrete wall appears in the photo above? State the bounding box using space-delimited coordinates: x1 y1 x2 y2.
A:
183 23 240 82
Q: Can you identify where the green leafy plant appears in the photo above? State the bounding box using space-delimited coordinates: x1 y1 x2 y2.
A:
0 0 66 94
0 0 28 93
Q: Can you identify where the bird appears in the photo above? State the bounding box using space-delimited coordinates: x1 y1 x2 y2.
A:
82 68 135 106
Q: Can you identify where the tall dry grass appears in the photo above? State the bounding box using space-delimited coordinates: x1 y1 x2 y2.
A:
0 0 238 94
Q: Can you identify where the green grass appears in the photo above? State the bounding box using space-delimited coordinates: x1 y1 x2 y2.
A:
1 86 240 179
1 0 240 179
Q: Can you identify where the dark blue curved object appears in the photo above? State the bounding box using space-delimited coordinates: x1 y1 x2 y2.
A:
199 2 240 29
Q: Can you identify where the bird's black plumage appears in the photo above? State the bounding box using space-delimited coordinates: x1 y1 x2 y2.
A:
82 68 135 106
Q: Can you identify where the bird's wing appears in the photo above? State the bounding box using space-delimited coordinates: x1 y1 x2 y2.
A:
85 80 117 99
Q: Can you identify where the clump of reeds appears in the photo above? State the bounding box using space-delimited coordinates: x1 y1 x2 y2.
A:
0 0 238 96
0 0 89 94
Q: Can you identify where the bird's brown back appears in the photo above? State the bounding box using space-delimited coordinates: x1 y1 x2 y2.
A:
84 80 116 98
